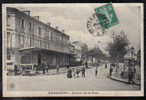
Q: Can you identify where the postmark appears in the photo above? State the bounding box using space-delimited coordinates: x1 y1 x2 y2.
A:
87 13 104 36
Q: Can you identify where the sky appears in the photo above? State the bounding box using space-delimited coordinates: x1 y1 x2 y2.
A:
12 3 142 52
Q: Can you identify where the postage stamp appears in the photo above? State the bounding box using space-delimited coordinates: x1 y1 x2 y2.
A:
94 3 119 31
87 3 119 36
2 3 144 97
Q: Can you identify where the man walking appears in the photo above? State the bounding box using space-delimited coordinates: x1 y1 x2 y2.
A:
95 66 98 77
42 63 45 74
67 67 72 78
82 66 86 78
105 63 107 69
14 64 18 75
109 64 113 77
76 68 80 78
56 64 60 74
85 62 88 68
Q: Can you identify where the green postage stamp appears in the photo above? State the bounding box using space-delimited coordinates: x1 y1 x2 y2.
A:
94 3 119 31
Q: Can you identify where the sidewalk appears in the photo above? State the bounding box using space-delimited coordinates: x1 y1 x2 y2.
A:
109 73 140 86
34 67 67 76
9 66 91 76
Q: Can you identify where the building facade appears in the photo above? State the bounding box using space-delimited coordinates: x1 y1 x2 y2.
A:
6 7 73 70
71 41 82 62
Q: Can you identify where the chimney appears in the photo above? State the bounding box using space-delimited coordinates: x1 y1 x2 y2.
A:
62 29 65 33
55 26 59 30
47 22 51 27
23 10 30 16
33 16 39 20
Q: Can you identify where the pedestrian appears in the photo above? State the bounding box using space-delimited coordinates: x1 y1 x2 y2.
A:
35 64 39 74
109 64 113 77
46 64 49 73
95 66 98 77
33 64 37 73
128 66 133 84
72 68 76 78
56 64 59 73
76 68 80 78
14 64 17 75
42 63 45 74
67 67 72 78
44 63 48 73
85 62 88 68
81 66 86 78
66 65 69 69
129 62 136 84
105 63 107 69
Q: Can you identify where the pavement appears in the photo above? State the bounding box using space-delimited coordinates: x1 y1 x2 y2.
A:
7 65 140 91
109 74 141 86
108 65 141 86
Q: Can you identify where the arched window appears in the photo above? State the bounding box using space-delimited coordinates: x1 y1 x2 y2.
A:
21 19 24 29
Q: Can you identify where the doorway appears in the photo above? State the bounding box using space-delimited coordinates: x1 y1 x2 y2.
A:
38 53 41 65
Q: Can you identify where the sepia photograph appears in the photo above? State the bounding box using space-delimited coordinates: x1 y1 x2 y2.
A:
2 3 144 97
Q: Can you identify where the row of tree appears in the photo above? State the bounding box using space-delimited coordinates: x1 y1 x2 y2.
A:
107 31 129 62
82 30 140 64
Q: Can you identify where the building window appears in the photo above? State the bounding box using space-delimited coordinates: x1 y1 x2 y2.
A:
32 34 34 47
7 14 10 26
21 19 24 29
29 22 32 31
7 32 13 48
7 32 10 48
39 40 41 48
7 32 11 60
38 27 41 36
20 35 24 48
50 32 53 40
7 48 11 60
30 37 32 47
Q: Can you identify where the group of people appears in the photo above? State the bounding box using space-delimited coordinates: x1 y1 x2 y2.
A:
33 63 49 74
66 63 100 79
66 63 87 79
14 63 61 75
107 62 137 84
13 60 137 85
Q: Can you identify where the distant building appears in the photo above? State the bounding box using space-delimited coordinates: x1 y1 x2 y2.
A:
71 41 82 62
6 7 73 70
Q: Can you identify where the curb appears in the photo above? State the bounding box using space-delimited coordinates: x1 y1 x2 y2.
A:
108 76 140 86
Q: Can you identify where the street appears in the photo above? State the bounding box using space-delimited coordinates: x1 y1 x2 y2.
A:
7 65 140 91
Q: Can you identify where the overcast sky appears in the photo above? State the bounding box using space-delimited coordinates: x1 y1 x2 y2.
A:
12 3 142 51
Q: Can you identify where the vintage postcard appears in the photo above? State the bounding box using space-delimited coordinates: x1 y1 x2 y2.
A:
2 3 144 97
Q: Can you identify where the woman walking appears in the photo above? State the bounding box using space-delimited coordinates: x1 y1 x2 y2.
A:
95 66 98 77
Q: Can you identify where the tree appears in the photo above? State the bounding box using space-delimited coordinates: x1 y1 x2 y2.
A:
107 31 129 62
86 46 107 61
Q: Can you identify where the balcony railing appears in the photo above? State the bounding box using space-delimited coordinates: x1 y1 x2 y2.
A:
16 33 72 54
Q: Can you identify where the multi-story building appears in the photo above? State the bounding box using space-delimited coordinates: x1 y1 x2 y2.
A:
6 7 73 70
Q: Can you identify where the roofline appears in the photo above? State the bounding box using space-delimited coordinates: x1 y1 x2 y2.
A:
7 7 70 38
19 47 74 55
